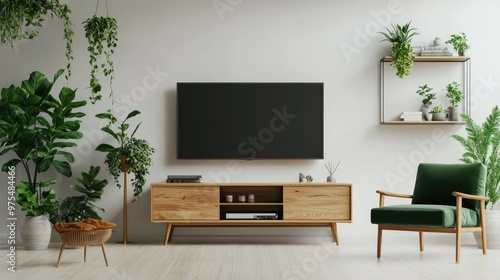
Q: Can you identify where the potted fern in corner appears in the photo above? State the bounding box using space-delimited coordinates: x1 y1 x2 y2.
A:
452 105 500 249
379 21 419 78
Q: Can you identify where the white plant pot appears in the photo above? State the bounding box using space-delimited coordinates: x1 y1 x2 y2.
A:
21 215 52 250
474 209 500 249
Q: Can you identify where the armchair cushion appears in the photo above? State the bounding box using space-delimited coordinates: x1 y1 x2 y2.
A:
412 163 486 212
371 204 479 227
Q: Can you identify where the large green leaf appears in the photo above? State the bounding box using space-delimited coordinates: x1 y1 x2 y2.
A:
53 160 72 177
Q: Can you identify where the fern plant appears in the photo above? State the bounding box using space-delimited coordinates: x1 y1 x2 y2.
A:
452 106 500 207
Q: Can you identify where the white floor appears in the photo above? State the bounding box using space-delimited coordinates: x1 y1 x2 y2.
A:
2 234 499 280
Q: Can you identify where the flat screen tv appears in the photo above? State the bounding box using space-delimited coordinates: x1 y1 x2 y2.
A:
177 82 324 160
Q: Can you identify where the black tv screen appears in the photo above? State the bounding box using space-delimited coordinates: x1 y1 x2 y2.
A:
177 82 324 160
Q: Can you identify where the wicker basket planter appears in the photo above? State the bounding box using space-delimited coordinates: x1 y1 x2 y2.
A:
54 219 116 267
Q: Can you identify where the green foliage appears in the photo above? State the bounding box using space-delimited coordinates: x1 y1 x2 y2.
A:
379 22 419 78
51 166 108 223
83 16 118 104
452 106 500 207
0 0 74 79
95 110 154 202
432 104 444 113
445 81 463 107
445 32 470 55
416 84 436 105
0 70 86 216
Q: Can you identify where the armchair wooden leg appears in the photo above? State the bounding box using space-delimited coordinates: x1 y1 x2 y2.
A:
456 231 461 263
377 226 382 258
481 229 488 255
419 232 424 252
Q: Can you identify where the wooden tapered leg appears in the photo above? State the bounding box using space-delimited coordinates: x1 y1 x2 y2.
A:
419 232 424 252
101 244 109 266
377 226 382 258
168 225 175 242
456 231 461 263
330 223 339 246
56 244 65 267
164 223 173 246
84 245 87 262
480 201 488 255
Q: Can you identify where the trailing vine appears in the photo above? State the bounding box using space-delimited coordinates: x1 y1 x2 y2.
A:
379 22 418 79
0 0 74 79
83 0 118 104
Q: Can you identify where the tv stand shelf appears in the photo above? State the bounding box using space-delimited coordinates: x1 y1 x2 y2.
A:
151 182 352 246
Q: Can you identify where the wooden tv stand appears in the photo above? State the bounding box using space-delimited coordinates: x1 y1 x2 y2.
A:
150 182 352 246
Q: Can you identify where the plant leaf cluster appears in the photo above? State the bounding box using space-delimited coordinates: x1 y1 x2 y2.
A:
380 22 419 79
0 0 74 79
416 84 436 105
452 106 500 207
51 166 107 223
83 16 118 104
432 104 445 113
0 70 86 216
95 110 154 202
446 81 463 107
445 32 470 55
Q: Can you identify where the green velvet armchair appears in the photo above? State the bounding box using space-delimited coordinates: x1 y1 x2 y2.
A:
371 163 489 263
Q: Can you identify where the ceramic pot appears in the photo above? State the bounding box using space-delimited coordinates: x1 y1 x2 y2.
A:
433 37 442 47
448 106 460 121
21 215 52 250
432 112 446 121
421 104 431 120
474 209 500 249
327 175 336 183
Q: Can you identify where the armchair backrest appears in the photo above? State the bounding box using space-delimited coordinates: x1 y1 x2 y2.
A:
412 163 486 212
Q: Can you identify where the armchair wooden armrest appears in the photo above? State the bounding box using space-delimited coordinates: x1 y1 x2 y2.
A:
376 190 413 207
452 191 490 201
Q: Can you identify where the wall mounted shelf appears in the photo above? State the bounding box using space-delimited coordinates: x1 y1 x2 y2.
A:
380 56 471 125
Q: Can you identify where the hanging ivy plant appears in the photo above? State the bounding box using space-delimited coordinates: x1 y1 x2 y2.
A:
0 0 74 79
83 15 118 104
379 22 419 79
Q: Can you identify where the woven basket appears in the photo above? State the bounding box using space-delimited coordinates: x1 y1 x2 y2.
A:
58 229 112 246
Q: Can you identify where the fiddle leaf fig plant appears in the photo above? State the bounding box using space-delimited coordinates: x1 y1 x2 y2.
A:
380 21 419 78
416 84 436 105
0 0 74 79
83 15 118 104
51 166 108 223
95 110 154 202
0 69 86 217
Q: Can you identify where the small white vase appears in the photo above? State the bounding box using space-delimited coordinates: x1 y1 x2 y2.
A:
326 175 336 183
21 215 52 250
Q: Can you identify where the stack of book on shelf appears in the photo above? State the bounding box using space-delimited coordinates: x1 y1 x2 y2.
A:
400 112 423 121
420 46 453 56
166 175 203 183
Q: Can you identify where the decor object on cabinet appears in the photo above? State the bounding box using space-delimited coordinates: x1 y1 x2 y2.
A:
445 81 463 121
95 110 154 244
452 106 500 249
371 163 488 263
445 32 470 56
0 0 74 79
416 84 436 120
0 69 86 249
325 161 340 183
379 21 419 78
83 0 118 104
431 104 446 121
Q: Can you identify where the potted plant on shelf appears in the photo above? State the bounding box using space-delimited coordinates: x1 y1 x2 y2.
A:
83 1 119 104
445 32 470 56
431 104 446 121
0 1 74 79
379 21 419 78
452 105 500 248
0 69 86 249
95 110 155 202
445 81 463 121
416 84 436 121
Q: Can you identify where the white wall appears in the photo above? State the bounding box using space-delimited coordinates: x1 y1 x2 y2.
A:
1 0 500 243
